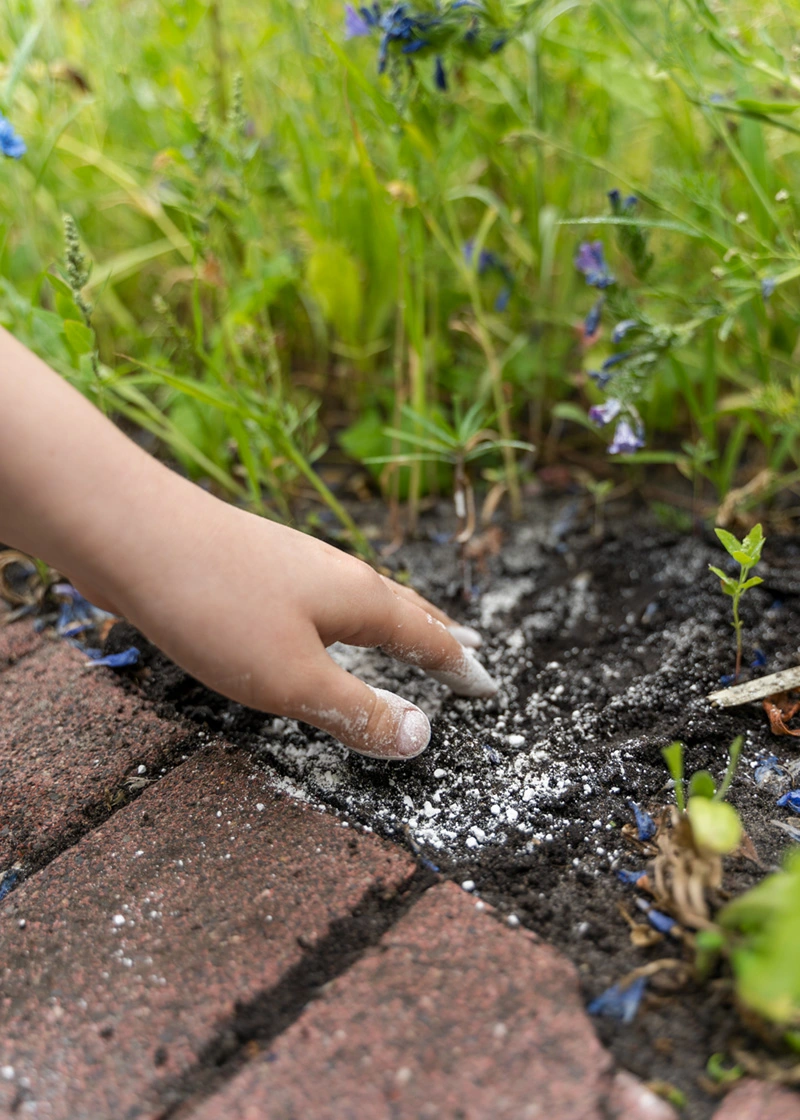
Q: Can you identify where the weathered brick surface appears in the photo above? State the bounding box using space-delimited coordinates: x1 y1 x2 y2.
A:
712 1079 800 1120
190 881 647 1120
0 619 42 671
0 743 414 1120
0 639 191 869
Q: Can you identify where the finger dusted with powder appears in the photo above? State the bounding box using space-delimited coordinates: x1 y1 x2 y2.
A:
290 653 432 760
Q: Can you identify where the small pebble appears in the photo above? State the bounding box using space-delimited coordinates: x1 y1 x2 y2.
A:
461 880 476 892
1 1067 14 1081
112 914 125 927
507 914 520 928
18 919 25 929
256 803 265 812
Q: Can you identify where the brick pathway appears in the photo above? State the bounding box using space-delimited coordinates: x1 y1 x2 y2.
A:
0 620 795 1119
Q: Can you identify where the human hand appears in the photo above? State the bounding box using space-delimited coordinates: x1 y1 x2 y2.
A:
0 327 496 760
76 486 497 761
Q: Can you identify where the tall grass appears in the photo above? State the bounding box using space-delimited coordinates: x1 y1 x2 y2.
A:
1 0 799 545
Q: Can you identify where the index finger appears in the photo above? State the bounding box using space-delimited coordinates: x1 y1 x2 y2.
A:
378 575 483 648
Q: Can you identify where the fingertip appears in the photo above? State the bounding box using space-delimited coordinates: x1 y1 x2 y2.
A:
396 706 431 758
447 624 483 649
428 647 498 699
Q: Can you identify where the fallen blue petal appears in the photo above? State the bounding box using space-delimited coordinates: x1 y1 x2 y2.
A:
750 649 767 670
755 756 787 786
628 800 656 841
482 743 502 765
588 975 647 1023
646 908 676 935
85 647 140 669
777 790 800 815
0 869 19 902
719 673 736 686
420 857 440 873
617 868 647 885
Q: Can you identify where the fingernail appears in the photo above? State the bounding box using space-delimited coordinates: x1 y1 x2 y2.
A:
396 707 431 757
447 625 482 649
428 648 498 699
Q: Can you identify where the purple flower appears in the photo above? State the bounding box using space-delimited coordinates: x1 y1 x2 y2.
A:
344 4 374 37
589 398 622 427
612 319 637 343
574 241 614 289
588 976 647 1023
584 297 604 339
0 114 26 159
609 418 645 455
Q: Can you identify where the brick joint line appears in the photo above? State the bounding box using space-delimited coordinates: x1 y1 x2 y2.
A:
156 867 438 1120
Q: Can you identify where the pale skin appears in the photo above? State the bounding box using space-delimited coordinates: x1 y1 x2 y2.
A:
0 327 497 759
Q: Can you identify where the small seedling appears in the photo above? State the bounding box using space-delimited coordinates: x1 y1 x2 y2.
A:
709 524 765 681
653 739 744 928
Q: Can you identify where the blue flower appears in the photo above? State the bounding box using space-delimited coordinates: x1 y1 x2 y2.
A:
464 239 514 310
608 189 638 214
589 398 622 427
609 418 645 455
434 55 447 90
0 114 26 159
584 297 604 339
777 790 800 815
344 4 375 37
762 277 776 300
588 976 647 1023
589 369 612 389
601 350 632 371
612 319 637 343
628 800 656 840
574 241 614 289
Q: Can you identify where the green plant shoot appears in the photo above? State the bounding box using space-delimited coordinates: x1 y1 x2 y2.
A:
662 737 743 855
709 525 765 681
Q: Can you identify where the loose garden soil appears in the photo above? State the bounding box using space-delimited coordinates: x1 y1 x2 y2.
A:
102 495 800 1119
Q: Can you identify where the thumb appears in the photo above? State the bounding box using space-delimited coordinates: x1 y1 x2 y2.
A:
286 651 431 760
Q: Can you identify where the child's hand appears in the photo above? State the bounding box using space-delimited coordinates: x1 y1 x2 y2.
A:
0 327 496 760
83 496 496 760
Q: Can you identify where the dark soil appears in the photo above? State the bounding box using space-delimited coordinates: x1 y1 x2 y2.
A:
103 495 800 1119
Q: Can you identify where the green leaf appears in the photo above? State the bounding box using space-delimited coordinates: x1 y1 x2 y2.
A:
734 98 799 116
662 741 685 811
62 319 95 357
740 576 764 591
731 549 752 566
688 770 716 799
688 797 742 855
708 565 737 593
714 528 742 557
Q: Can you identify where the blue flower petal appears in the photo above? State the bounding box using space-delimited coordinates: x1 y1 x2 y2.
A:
85 647 140 669
434 55 447 91
628 800 656 841
777 790 800 815
0 869 19 903
617 868 647 885
588 976 647 1023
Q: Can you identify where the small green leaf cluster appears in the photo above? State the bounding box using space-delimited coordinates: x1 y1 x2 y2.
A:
709 524 765 678
698 851 800 1028
708 525 765 600
662 738 743 855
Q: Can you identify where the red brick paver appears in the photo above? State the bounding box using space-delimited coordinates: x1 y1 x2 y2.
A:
0 619 42 670
0 742 414 1120
0 639 192 869
712 1079 800 1119
190 881 673 1120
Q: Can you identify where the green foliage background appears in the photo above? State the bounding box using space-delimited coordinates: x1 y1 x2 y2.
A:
2 0 800 531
